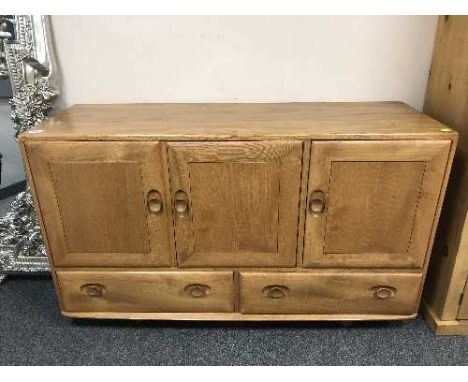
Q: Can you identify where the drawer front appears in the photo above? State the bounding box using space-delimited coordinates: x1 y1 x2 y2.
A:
239 271 422 315
57 270 234 313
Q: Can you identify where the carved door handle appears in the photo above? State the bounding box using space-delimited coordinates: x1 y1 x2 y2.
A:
370 286 396 299
80 283 106 298
309 190 326 216
184 283 210 298
262 285 289 299
174 190 189 217
147 190 163 214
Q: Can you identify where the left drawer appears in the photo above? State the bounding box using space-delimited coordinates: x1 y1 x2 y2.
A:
56 270 235 313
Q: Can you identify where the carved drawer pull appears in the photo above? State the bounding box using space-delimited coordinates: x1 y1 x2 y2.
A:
147 190 163 214
370 286 397 300
262 285 289 299
174 190 189 217
184 283 210 298
309 190 327 216
80 283 106 298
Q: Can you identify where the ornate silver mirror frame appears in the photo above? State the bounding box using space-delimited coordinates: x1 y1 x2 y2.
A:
0 15 59 283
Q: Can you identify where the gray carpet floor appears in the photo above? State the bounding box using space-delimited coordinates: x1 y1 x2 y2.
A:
0 196 467 365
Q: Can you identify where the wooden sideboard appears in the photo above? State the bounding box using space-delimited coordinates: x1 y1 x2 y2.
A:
19 102 457 321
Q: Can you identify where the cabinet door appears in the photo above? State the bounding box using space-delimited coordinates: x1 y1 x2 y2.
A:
304 140 451 268
167 141 303 267
25 141 174 267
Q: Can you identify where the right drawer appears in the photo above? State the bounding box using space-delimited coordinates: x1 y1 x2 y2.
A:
239 271 423 315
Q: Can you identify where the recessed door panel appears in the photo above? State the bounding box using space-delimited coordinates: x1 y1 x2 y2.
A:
323 161 426 255
25 141 174 267
304 140 451 268
49 160 149 254
168 141 303 267
190 161 280 254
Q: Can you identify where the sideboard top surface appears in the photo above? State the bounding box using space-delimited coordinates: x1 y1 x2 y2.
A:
21 102 456 141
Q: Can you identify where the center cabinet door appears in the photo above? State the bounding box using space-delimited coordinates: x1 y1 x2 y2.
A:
167 141 304 267
303 140 451 268
25 141 174 267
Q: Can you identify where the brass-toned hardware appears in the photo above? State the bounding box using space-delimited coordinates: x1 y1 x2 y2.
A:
80 283 106 298
147 190 163 214
174 190 189 217
309 190 326 215
262 285 289 299
370 286 397 300
184 283 210 298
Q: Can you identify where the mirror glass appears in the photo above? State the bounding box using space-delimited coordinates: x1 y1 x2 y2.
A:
0 15 25 212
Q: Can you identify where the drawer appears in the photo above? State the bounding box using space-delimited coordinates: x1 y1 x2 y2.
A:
56 270 234 313
239 271 422 315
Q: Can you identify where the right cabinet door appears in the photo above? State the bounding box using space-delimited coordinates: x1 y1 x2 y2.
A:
304 140 451 268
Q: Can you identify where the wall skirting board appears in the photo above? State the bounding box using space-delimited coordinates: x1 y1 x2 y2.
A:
0 180 27 200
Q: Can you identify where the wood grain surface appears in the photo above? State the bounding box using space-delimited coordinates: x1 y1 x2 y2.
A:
20 102 455 141
303 140 451 268
57 270 235 313
167 141 303 267
239 271 422 315
423 15 468 328
19 101 458 321
24 141 175 267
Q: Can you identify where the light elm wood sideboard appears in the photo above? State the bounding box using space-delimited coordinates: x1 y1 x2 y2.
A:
19 102 457 321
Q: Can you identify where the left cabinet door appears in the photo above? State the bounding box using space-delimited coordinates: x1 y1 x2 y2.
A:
24 141 174 267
